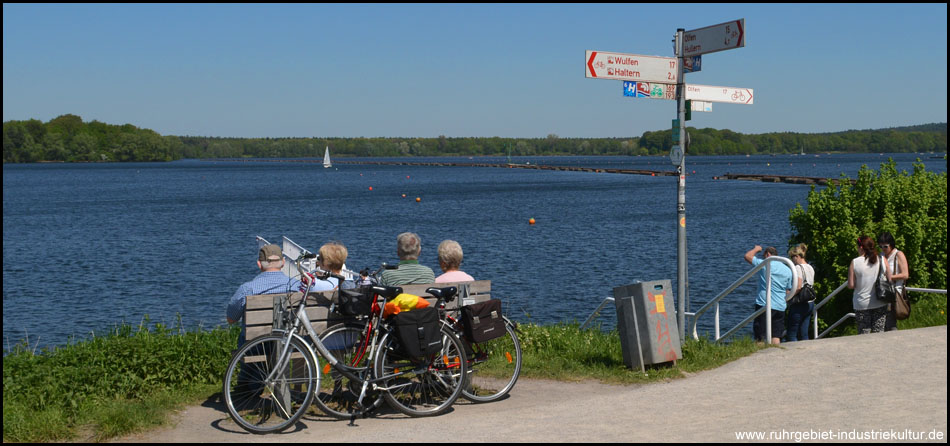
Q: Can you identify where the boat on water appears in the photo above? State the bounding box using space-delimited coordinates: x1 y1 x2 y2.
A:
323 146 332 168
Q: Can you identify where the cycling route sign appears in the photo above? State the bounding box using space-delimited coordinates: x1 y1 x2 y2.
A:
684 84 754 105
586 50 679 84
683 19 745 57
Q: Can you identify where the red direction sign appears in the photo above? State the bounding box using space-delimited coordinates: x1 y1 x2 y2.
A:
683 19 745 57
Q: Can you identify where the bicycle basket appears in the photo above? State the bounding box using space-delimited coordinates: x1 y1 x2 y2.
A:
336 288 373 317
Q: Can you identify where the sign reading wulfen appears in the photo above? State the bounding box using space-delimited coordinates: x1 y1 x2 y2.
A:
586 50 679 84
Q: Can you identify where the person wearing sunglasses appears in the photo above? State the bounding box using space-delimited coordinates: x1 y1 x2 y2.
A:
878 232 909 331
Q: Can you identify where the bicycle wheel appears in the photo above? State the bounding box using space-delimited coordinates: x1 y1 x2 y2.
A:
461 318 522 403
313 323 383 419
223 334 317 434
374 324 467 417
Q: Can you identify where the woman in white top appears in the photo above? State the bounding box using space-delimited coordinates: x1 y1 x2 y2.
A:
786 243 816 341
848 235 891 334
878 232 909 331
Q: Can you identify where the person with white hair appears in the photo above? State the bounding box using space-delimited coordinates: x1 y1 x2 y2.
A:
435 239 474 283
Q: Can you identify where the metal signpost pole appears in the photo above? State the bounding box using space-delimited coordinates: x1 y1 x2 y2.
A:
674 28 688 344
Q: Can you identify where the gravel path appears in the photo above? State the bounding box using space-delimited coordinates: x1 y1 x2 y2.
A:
113 325 947 443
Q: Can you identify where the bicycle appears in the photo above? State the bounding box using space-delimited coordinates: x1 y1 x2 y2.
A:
222 255 468 433
332 274 523 404
435 289 522 403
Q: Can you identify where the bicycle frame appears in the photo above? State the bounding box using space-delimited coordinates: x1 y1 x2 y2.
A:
264 261 448 413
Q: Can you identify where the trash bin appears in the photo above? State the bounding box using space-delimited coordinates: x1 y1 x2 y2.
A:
613 280 682 372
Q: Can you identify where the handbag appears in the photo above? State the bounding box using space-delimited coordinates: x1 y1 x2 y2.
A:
788 265 817 305
876 259 897 303
894 286 911 320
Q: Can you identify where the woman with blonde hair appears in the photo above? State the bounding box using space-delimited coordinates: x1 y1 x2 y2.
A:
786 243 816 341
303 242 356 291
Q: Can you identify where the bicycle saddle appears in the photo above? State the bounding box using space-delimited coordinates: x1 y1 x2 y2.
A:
425 286 457 302
370 285 403 299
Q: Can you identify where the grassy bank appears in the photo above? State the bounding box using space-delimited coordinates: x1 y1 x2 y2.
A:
3 317 763 442
3 317 236 442
6 311 943 442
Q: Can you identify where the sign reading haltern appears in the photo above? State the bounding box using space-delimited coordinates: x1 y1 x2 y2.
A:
683 19 745 57
586 50 678 84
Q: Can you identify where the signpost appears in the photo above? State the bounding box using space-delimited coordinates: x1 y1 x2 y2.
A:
622 83 749 105
686 84 753 104
683 19 745 57
586 51 678 83
586 18 749 346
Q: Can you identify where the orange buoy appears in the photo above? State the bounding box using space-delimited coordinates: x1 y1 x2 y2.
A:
406 175 410 179
368 186 373 191
402 194 406 198
528 218 536 225
415 197 421 202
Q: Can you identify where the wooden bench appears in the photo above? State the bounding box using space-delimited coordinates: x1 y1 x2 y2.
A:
244 280 493 339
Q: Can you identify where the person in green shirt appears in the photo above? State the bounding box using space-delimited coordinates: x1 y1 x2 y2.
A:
380 232 435 286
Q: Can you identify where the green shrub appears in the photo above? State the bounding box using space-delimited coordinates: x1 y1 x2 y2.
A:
788 158 947 335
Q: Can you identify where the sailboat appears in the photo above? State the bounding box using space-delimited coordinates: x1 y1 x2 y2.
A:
322 146 331 168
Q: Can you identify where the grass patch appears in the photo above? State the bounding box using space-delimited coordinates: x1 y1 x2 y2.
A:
3 316 237 443
514 322 764 384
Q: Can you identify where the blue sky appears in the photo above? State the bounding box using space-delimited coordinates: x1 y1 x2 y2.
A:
3 3 947 138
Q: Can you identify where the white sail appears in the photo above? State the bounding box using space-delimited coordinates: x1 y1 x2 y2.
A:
323 146 331 168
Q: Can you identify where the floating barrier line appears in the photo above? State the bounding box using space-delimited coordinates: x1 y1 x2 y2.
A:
207 158 854 185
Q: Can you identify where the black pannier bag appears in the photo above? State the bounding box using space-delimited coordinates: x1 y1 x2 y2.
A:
460 299 506 343
391 306 442 358
336 288 373 317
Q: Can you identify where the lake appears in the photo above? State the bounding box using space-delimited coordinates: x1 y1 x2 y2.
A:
3 153 946 351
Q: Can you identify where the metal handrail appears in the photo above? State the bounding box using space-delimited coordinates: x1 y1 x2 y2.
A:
814 283 947 339
579 296 615 330
690 256 799 341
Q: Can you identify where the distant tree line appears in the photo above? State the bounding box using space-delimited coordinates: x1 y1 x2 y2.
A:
3 114 947 163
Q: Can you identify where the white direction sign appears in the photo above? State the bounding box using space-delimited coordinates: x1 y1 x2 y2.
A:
690 100 712 112
686 84 754 105
586 50 678 84
683 19 745 57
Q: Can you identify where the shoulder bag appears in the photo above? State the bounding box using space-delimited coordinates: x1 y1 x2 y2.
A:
789 265 817 305
876 258 897 303
894 286 911 320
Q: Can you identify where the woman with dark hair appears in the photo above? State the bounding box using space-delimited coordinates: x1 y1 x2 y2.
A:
847 235 891 334
878 232 909 331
